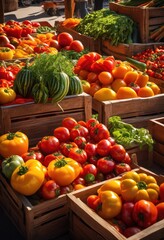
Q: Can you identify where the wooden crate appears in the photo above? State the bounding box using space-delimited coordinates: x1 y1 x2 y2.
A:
101 41 163 60
92 94 164 126
148 117 164 167
55 21 102 53
67 167 164 240
0 93 92 147
0 173 69 240
109 2 164 43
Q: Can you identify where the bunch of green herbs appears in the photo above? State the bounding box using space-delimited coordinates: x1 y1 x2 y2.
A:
108 116 154 150
75 9 134 45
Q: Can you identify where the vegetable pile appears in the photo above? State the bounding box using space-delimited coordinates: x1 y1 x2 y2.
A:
0 117 136 199
75 9 134 45
132 46 164 81
86 171 164 238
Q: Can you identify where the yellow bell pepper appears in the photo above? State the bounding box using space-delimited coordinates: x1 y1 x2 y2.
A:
0 47 14 60
97 190 122 219
120 171 159 202
11 159 45 196
97 179 121 196
47 157 82 186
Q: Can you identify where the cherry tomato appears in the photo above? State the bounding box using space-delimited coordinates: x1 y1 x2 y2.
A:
96 139 111 156
109 144 126 162
54 126 70 142
87 195 101 210
38 136 60 155
62 117 77 130
40 180 60 200
84 173 95 184
82 164 97 177
72 177 85 186
60 184 74 195
97 157 115 174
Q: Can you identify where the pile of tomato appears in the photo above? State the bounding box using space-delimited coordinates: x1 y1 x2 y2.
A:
0 117 134 200
133 46 164 81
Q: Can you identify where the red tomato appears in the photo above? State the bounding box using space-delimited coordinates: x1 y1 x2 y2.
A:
72 177 85 186
90 123 110 143
60 142 78 157
74 136 87 149
123 227 141 238
68 147 87 164
159 183 164 201
38 136 60 155
87 195 101 210
88 155 99 166
115 163 131 175
43 151 64 167
156 202 164 221
49 39 60 50
97 157 115 174
107 136 116 146
22 20 32 25
54 126 70 142
31 22 41 27
40 180 60 200
123 152 132 165
70 124 89 140
34 151 45 163
69 40 84 52
62 117 77 130
82 164 97 177
121 202 135 227
77 120 87 128
21 151 37 162
86 118 99 132
84 142 97 158
109 144 126 162
60 184 74 195
96 139 111 156
57 32 73 47
132 200 158 228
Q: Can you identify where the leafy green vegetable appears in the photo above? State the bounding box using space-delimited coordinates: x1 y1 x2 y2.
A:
75 9 134 45
108 116 154 150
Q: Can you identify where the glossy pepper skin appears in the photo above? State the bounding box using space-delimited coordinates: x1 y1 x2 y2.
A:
97 190 122 219
120 171 159 202
2 155 24 179
0 131 29 158
47 157 82 186
11 159 45 196
0 87 16 104
0 47 14 60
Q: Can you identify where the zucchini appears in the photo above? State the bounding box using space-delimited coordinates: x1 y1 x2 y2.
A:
126 57 147 72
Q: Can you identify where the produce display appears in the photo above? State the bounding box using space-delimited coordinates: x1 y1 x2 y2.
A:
74 51 161 101
86 170 164 238
118 0 164 7
0 116 138 199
